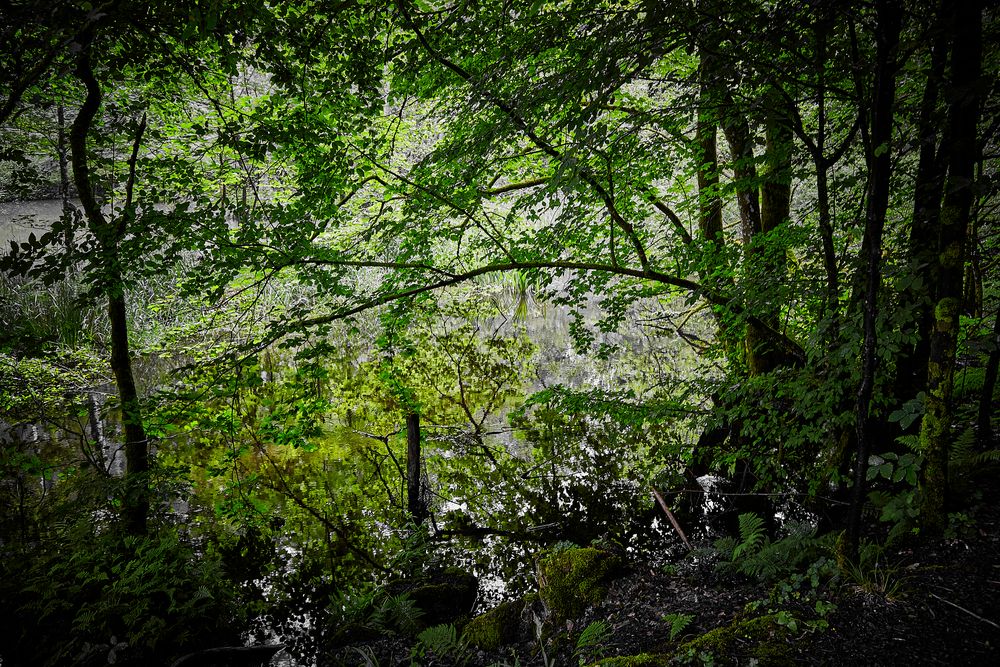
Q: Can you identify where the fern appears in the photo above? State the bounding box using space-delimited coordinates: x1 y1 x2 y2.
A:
369 593 423 635
731 513 766 560
973 449 1000 465
412 624 470 665
663 612 694 641
573 620 612 663
949 426 978 467
716 516 832 584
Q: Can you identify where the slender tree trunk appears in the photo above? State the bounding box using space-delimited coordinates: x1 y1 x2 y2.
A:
56 103 74 249
695 51 740 363
919 0 984 535
70 39 150 536
406 411 425 524
979 308 1000 447
846 0 903 559
812 20 841 333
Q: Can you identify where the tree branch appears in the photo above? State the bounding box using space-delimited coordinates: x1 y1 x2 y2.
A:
397 0 651 272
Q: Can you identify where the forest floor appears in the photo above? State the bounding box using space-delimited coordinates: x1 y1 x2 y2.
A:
327 477 1000 666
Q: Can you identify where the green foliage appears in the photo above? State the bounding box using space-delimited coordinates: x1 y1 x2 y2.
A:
866 451 921 487
671 613 792 666
663 612 695 642
411 623 471 665
575 620 613 664
0 528 244 666
714 514 834 584
370 593 425 636
839 543 909 602
0 273 106 353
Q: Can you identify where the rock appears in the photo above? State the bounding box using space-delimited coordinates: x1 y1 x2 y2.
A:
536 546 622 622
387 567 478 628
462 598 528 650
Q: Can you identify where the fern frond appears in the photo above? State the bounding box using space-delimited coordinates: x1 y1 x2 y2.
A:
732 513 766 560
663 612 694 641
577 620 611 651
949 427 978 466
973 449 1000 465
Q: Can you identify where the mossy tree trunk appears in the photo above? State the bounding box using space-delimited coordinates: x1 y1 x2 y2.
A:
919 0 984 535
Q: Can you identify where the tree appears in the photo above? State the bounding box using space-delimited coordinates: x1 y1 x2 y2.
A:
918 0 986 534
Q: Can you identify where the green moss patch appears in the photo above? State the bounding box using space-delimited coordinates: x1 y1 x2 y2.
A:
537 547 621 622
593 653 670 666
462 598 527 650
673 613 793 666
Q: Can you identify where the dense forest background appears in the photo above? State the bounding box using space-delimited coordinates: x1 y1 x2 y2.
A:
1 0 997 665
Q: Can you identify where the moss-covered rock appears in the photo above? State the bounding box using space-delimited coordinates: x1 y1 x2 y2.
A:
673 613 792 666
593 653 670 666
462 598 527 650
537 547 621 622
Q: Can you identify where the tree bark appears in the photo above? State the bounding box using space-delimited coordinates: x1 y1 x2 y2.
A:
979 307 1000 447
893 6 949 406
406 411 425 524
56 103 75 249
846 0 903 559
919 0 984 535
695 50 739 361
70 39 150 536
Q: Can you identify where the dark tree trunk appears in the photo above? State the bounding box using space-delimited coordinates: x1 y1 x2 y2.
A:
811 17 841 333
979 308 1000 446
56 103 74 249
695 51 740 362
919 0 985 535
406 411 425 524
70 40 150 536
893 7 949 407
846 0 903 559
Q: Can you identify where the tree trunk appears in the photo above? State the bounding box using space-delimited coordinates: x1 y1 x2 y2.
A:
56 103 74 249
70 39 150 536
406 411 425 524
846 0 903 559
979 307 1000 447
919 0 984 535
695 51 740 362
892 7 949 407
811 17 841 334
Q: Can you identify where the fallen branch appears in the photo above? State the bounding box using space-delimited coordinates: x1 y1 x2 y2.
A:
928 592 1000 630
651 488 692 550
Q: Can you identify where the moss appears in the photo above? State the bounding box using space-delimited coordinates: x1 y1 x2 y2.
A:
537 547 621 621
462 598 526 650
674 614 792 666
593 653 670 666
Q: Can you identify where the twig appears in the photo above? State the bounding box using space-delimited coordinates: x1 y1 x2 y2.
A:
928 592 1000 629
651 488 692 551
